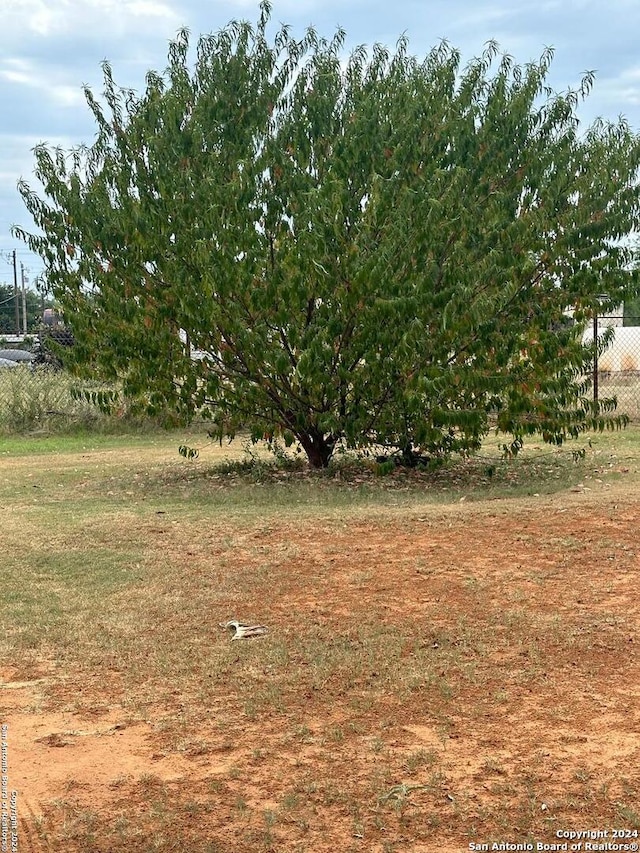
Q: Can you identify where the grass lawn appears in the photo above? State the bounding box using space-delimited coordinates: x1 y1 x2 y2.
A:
1 428 639 852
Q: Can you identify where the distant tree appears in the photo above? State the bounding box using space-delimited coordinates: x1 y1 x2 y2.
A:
624 294 640 326
15 3 640 466
0 284 15 334
0 283 50 334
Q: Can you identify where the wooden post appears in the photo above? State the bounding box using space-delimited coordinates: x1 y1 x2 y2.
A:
593 312 598 405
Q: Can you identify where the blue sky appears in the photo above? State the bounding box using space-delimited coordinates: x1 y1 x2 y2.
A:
2 0 640 287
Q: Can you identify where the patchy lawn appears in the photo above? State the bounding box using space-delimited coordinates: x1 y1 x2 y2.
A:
1 430 639 852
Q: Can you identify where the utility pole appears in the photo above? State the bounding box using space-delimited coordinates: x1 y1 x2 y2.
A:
12 250 19 334
20 263 28 335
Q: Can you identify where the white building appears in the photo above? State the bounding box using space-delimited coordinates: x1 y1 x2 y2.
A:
582 305 640 373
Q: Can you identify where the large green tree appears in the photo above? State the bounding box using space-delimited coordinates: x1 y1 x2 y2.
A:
15 4 640 466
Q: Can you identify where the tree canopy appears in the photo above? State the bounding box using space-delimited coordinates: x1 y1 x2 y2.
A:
15 2 640 466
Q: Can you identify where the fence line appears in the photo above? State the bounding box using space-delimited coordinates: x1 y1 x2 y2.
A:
2 316 640 430
587 315 640 420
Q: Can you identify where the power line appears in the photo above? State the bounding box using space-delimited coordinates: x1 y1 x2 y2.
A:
0 250 45 259
2 251 44 273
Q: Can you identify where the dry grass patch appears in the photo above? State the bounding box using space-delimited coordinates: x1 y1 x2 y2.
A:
1 430 640 850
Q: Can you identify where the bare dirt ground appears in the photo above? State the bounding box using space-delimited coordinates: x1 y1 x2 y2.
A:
1 451 639 852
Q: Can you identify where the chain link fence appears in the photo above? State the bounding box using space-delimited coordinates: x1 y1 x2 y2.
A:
588 315 640 421
0 363 121 433
3 316 640 432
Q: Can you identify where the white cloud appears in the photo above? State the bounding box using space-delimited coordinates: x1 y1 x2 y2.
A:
0 59 33 86
4 0 64 38
1 69 32 85
590 65 640 113
0 57 87 108
3 0 181 38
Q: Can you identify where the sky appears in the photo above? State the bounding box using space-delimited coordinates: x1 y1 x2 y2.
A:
2 0 640 289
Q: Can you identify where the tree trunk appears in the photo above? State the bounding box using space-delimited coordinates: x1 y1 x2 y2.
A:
298 428 336 468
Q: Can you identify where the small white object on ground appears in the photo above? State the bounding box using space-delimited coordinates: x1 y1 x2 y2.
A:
219 620 269 640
